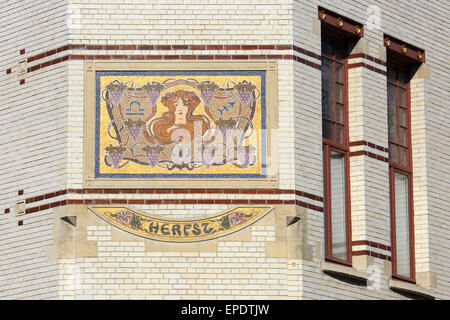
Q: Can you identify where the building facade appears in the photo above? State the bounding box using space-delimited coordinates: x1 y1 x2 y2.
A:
0 0 448 300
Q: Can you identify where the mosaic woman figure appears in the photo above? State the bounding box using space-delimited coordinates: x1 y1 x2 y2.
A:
150 90 211 145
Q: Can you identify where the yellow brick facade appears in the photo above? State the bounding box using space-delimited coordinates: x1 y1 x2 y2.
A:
0 0 448 300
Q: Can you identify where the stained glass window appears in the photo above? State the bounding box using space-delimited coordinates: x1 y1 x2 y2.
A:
387 63 410 168
321 38 346 146
387 60 414 281
322 36 350 264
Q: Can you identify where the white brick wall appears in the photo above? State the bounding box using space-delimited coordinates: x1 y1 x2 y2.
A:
58 225 287 300
0 0 69 299
0 0 448 300
68 0 293 45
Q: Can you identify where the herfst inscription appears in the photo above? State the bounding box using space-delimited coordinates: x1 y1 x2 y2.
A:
89 206 272 242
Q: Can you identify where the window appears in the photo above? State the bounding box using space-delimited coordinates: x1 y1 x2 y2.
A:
387 60 415 282
321 35 352 265
319 7 362 266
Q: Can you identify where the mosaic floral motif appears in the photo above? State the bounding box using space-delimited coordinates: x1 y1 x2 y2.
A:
229 211 250 226
130 214 144 230
124 118 146 143
100 74 263 176
202 145 215 169
110 210 143 231
235 81 257 107
218 211 253 230
143 145 164 168
105 144 127 169
236 144 256 169
215 118 237 145
142 82 165 107
105 80 128 107
113 210 133 226
197 81 219 107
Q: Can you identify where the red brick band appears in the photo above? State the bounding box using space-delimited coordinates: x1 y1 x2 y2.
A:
352 239 391 251
22 197 322 215
65 44 296 51
26 45 69 63
7 43 323 76
352 238 392 262
348 53 386 67
349 140 389 153
347 61 387 76
296 200 323 212
10 188 324 215
24 53 318 73
349 150 389 163
67 54 296 61
293 55 321 70
24 188 323 204
294 45 321 61
352 250 391 261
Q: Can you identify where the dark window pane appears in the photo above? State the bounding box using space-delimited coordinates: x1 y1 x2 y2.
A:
329 151 347 260
336 103 344 123
389 143 398 163
335 63 343 82
322 58 334 119
323 119 334 141
387 64 396 82
335 45 345 61
399 127 407 146
398 67 407 86
399 108 407 127
399 88 406 106
323 147 327 217
388 84 398 141
389 116 398 142
337 124 344 144
388 83 397 109
321 38 333 56
394 172 411 278
400 147 408 166
336 83 343 104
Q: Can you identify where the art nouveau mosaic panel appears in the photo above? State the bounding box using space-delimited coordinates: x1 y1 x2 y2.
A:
84 61 278 188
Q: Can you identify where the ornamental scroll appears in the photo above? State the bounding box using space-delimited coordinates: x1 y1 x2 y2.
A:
89 206 273 242
95 70 267 179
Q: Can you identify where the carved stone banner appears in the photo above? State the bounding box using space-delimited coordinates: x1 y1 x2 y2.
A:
89 206 273 242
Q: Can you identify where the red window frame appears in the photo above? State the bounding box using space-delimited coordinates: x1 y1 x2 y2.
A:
321 35 352 266
387 59 416 283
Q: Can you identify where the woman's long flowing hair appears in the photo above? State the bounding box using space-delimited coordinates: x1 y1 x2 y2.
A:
151 90 210 145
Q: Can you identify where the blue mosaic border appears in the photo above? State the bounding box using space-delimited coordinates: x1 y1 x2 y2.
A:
95 70 267 179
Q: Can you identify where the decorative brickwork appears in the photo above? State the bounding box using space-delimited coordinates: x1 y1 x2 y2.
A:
0 0 448 300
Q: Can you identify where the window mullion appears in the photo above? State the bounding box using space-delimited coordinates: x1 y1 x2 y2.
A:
388 61 415 282
390 167 398 277
321 35 351 266
395 84 399 163
333 57 337 142
325 144 332 259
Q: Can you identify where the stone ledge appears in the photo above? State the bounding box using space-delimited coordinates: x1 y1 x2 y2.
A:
389 278 435 300
321 261 369 283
